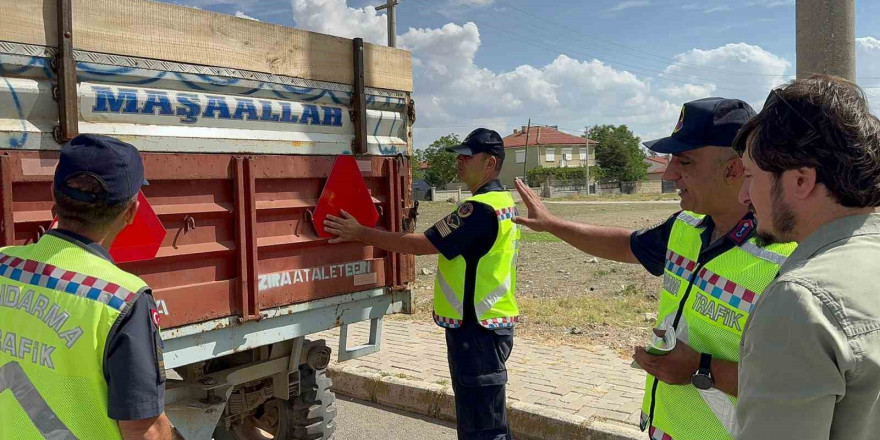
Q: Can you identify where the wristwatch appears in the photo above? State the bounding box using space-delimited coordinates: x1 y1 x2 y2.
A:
691 353 714 390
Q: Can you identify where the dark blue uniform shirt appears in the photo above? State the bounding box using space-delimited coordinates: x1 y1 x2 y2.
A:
424 180 511 334
48 230 166 421
629 211 758 274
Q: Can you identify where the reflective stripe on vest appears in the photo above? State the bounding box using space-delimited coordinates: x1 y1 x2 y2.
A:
641 211 796 440
473 275 511 318
0 254 137 313
739 241 788 265
0 361 77 440
676 212 703 227
436 271 464 314
433 191 520 329
0 235 148 440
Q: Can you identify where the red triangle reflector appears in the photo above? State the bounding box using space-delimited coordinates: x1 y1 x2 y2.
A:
313 156 379 238
49 191 167 263
110 191 167 263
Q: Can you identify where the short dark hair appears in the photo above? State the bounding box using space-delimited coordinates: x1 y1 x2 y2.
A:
493 154 504 172
733 74 880 208
54 174 135 231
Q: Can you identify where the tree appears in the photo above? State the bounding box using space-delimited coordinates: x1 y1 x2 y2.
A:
411 148 426 180
422 134 460 188
588 124 648 182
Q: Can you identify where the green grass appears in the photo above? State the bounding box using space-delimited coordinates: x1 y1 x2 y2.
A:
518 286 654 329
552 193 680 202
521 231 562 243
595 267 619 277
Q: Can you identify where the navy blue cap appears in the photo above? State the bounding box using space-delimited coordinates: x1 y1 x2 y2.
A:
644 97 756 154
446 128 505 160
54 134 148 205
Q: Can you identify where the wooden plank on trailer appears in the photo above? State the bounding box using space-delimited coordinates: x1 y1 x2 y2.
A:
0 0 413 92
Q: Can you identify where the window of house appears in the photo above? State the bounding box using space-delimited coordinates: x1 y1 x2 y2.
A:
562 148 573 160
516 150 526 164
545 148 555 162
579 149 587 160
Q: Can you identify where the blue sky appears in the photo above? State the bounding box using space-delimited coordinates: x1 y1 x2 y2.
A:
157 0 880 147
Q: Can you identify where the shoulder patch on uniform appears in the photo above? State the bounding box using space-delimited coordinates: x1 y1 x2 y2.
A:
445 213 461 230
457 202 474 218
150 308 161 328
433 215 455 238
729 218 755 244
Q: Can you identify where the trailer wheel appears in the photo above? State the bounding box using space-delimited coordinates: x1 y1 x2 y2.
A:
213 365 336 440
289 365 336 440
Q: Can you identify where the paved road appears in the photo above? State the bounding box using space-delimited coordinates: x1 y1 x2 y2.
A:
335 395 457 440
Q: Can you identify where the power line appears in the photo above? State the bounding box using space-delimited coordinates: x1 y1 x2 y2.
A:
458 0 791 78
456 0 880 82
409 0 776 92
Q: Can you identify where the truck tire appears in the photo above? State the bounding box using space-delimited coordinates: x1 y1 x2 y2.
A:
213 365 336 440
289 365 336 440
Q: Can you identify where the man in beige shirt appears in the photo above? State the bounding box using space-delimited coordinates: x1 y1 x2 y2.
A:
734 74 880 439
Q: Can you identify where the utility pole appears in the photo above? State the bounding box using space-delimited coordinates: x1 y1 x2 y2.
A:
584 126 590 195
796 0 855 81
375 0 399 47
522 119 531 183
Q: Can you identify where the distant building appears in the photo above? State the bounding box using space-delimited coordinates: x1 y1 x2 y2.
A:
645 155 668 181
644 155 677 193
499 125 597 188
412 179 431 201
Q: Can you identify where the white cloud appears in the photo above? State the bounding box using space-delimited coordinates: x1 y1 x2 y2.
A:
607 1 651 13
288 0 806 146
454 0 493 5
396 21 680 142
856 37 880 112
705 6 732 13
748 0 793 7
235 10 260 20
662 43 791 108
291 0 387 45
659 84 717 101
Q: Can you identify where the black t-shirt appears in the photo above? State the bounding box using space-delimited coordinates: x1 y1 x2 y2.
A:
629 211 758 275
424 180 510 334
48 230 166 421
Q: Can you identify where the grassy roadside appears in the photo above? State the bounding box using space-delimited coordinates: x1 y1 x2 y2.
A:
550 192 680 202
394 201 675 354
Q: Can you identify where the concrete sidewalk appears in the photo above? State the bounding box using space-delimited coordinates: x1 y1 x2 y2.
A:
316 319 646 440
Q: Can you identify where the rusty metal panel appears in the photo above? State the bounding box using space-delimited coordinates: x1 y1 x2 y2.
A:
54 0 79 141
0 155 15 245
351 38 368 156
0 150 412 329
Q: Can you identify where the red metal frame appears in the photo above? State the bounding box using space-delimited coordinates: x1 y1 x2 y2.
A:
0 151 412 329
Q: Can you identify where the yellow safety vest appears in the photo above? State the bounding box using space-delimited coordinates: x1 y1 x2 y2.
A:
433 191 521 329
640 211 796 440
0 234 149 440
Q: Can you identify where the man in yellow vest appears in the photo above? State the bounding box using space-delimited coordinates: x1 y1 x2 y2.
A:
325 128 519 440
514 98 795 440
0 134 175 439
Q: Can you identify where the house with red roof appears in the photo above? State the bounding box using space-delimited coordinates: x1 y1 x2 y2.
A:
644 155 668 180
641 155 678 193
499 125 597 188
